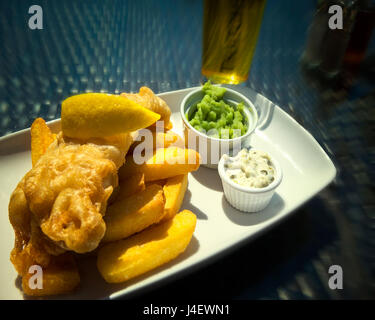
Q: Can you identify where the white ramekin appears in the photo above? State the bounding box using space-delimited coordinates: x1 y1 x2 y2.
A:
180 86 258 169
218 150 283 212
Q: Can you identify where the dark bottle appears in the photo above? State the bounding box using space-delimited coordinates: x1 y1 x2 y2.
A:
342 0 375 77
301 0 359 78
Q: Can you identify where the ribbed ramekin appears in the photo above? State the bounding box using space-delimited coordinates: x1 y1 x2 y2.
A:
180 86 258 169
218 150 283 212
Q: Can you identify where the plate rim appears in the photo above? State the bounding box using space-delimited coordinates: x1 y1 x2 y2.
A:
0 86 337 299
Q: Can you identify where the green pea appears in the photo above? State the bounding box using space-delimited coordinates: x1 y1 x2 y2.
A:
188 81 248 140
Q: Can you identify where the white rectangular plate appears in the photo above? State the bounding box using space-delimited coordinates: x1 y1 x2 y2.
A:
0 87 336 299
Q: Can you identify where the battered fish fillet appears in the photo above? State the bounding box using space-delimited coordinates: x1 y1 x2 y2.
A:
121 87 171 127
9 131 136 275
9 178 64 274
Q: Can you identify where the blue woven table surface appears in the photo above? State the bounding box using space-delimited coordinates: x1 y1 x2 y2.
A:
0 0 374 299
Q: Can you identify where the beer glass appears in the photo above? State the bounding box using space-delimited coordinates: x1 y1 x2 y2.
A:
201 0 267 84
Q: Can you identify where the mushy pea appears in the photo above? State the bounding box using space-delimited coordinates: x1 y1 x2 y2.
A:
187 81 248 139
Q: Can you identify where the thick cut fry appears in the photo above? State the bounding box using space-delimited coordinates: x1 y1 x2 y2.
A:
21 253 80 297
111 173 145 204
97 210 197 283
119 147 200 181
103 184 165 242
108 173 145 205
162 174 188 222
30 118 56 166
130 129 184 152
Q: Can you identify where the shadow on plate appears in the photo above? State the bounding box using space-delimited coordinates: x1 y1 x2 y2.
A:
182 189 208 220
191 167 222 192
121 235 200 299
20 235 200 300
76 235 200 300
222 193 285 226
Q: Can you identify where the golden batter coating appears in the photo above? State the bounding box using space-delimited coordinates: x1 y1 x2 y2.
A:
9 131 136 274
121 87 171 126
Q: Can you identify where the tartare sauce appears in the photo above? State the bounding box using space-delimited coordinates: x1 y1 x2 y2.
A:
223 149 275 188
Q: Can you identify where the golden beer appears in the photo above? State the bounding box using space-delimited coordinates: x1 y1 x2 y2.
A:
202 0 267 84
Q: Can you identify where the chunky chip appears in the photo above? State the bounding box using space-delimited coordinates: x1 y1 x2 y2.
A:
110 173 145 204
103 184 165 242
162 174 188 222
130 129 184 152
97 210 197 283
119 147 200 181
30 118 56 166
